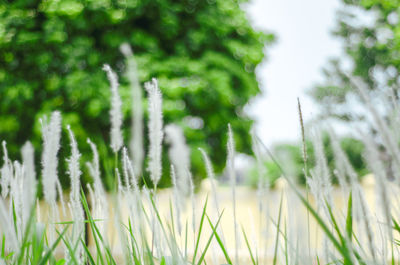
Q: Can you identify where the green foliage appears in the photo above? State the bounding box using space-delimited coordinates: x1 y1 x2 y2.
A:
247 160 281 188
308 0 400 121
248 134 367 186
0 0 274 189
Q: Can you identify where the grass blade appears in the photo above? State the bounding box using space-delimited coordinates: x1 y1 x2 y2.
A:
241 225 257 265
206 211 232 265
273 193 283 265
346 192 353 240
196 212 224 265
37 225 69 265
192 196 209 264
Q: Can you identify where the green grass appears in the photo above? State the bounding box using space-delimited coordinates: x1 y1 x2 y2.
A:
1 76 399 265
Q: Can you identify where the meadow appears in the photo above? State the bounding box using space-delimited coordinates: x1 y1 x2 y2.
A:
0 52 399 265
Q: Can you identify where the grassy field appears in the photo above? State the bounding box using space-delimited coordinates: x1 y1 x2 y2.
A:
0 64 399 265
32 177 380 264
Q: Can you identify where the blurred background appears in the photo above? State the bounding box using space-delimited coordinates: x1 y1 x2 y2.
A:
0 0 396 191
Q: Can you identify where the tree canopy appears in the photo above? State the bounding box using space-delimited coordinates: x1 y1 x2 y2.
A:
309 0 400 123
0 0 274 188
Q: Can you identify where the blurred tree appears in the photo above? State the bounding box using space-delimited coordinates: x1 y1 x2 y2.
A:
309 0 400 123
307 0 400 180
0 0 274 189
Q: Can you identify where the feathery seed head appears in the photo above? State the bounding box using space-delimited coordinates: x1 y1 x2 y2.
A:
227 124 236 186
66 125 82 200
66 126 84 263
103 64 123 153
120 43 133 57
1 141 12 198
165 124 191 196
86 138 100 184
145 78 163 188
122 146 138 191
41 111 62 205
121 43 144 176
21 141 37 224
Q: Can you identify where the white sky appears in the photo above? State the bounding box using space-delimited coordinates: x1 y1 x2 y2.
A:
245 0 342 146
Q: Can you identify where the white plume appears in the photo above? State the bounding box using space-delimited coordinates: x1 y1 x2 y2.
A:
122 146 138 191
1 141 12 198
199 148 221 216
41 111 62 205
21 141 36 211
309 129 332 207
103 64 123 153
66 125 85 264
120 43 144 176
165 124 191 196
86 138 108 239
145 78 163 188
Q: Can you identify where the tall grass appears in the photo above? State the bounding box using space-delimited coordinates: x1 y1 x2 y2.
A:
0 49 400 265
120 43 144 177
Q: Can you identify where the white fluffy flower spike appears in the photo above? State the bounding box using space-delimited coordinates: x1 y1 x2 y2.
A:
103 64 123 153
145 78 163 188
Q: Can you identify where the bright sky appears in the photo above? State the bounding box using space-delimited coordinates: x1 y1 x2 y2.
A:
245 0 342 146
